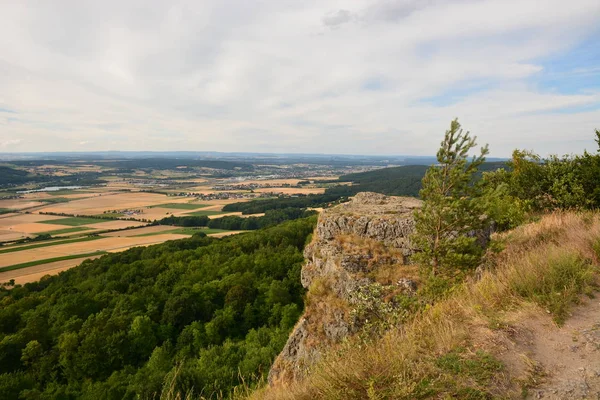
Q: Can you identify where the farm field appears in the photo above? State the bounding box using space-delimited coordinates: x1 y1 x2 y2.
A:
34 192 193 215
150 203 209 210
0 157 351 287
0 234 192 268
39 216 112 226
0 255 102 285
0 231 29 242
133 227 232 237
253 187 325 195
0 199 45 210
101 225 177 237
184 210 226 216
39 227 92 236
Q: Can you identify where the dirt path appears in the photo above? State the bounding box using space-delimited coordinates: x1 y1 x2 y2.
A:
520 299 600 399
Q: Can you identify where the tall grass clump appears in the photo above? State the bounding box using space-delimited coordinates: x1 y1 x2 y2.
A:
508 249 594 324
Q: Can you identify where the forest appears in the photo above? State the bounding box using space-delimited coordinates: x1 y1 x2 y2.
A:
157 208 316 230
223 162 506 214
0 217 316 399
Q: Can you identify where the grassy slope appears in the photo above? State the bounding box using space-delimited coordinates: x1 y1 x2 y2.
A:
250 212 600 400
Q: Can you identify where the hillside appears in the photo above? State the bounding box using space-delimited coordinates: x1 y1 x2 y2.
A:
0 218 316 399
0 166 34 186
223 161 507 214
253 209 600 399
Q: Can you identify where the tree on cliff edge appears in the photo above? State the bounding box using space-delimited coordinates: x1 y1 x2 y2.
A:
412 119 489 276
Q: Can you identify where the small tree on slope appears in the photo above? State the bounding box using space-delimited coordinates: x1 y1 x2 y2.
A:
412 119 489 276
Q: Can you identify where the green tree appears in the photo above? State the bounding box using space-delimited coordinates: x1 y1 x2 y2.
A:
412 119 489 276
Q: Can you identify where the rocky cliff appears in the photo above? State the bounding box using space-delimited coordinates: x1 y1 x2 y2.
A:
268 192 423 385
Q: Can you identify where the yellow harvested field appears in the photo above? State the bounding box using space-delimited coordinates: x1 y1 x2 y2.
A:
132 207 195 221
0 234 193 268
306 176 339 181
208 231 246 238
86 220 146 230
191 198 251 205
0 230 29 242
0 199 44 210
0 256 102 285
102 225 176 237
186 187 220 194
7 223 73 234
0 213 19 219
36 192 186 215
254 187 325 195
238 178 304 185
0 213 64 226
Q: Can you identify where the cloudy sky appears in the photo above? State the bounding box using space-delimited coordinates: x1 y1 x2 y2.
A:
0 0 599 156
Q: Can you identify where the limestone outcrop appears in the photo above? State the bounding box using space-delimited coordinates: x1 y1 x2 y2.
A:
268 192 422 385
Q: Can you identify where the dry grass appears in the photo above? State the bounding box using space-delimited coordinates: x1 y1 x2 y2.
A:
251 211 600 400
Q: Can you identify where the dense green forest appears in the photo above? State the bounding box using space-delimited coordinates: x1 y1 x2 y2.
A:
0 217 316 399
0 166 31 186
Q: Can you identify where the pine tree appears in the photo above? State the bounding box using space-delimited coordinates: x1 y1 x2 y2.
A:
412 119 489 276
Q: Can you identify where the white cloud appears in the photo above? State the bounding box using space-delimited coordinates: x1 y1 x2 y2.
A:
0 0 599 156
0 139 22 148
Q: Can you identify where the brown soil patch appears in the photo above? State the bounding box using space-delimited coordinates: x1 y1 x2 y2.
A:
519 300 600 399
483 300 600 400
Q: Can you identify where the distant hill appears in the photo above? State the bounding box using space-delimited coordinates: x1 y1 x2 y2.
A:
329 161 507 197
223 162 507 214
0 166 32 186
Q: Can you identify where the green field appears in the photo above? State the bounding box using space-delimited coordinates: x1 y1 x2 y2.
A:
0 251 107 273
184 210 226 216
40 217 108 226
41 227 92 236
0 236 102 255
95 212 124 218
133 227 230 237
47 189 92 196
0 208 12 215
151 203 209 210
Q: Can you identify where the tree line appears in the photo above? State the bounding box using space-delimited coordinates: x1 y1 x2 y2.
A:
156 208 316 230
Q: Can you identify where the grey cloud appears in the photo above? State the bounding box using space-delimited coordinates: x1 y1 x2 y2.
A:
322 9 354 28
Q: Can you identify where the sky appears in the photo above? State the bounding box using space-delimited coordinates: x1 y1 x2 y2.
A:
0 0 599 157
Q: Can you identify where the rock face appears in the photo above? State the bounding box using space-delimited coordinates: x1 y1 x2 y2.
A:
268 192 422 385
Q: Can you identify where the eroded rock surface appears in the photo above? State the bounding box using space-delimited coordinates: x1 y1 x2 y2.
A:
268 192 422 385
